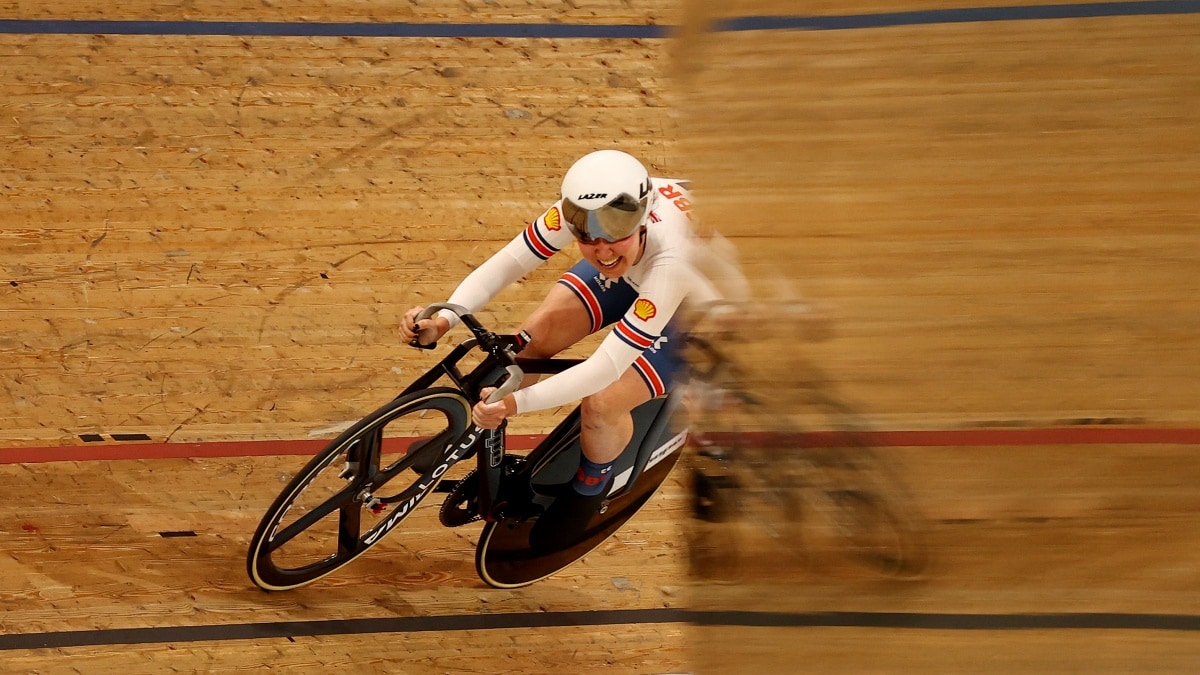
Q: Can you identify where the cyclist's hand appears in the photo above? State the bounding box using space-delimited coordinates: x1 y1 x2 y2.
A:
400 306 449 347
473 387 517 430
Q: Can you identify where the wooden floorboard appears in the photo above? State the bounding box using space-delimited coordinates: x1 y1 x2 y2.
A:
3 1 1199 672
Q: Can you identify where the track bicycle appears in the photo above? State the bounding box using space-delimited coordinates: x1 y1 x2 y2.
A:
247 303 688 591
681 314 928 581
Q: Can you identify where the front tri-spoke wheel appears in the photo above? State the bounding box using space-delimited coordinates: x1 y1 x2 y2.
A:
247 388 471 591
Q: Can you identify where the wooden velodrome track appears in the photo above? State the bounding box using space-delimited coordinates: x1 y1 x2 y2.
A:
2 0 1199 671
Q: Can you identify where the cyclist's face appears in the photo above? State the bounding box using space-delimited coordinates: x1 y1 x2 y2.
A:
577 229 643 277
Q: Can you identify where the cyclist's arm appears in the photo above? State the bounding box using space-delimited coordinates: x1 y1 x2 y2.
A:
438 204 575 328
655 177 751 304
510 339 631 414
511 258 688 414
691 230 751 304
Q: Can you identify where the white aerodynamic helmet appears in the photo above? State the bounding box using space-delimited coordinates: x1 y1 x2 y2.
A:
560 150 654 243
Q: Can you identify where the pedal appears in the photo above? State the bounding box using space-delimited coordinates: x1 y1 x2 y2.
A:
492 499 543 524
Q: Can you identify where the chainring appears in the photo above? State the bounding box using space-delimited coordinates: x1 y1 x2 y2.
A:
439 470 482 527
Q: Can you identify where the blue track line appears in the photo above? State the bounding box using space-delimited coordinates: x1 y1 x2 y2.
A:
716 0 1200 31
3 609 1200 650
0 1 1198 38
0 19 666 38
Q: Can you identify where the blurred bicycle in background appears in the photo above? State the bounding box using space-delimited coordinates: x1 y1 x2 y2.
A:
682 300 928 582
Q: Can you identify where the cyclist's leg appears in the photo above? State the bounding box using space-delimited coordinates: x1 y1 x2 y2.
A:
530 368 657 551
528 263 637 351
517 283 592 359
529 308 681 552
579 366 653 465
578 325 681 471
539 261 643 463
517 260 635 376
526 259 681 485
513 264 610 402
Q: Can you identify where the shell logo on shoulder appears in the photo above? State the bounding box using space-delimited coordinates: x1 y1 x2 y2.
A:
633 299 657 321
544 206 561 231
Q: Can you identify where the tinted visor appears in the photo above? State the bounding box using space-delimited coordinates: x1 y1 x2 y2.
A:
562 192 648 244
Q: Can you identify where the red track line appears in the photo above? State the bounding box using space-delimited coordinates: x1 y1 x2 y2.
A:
1 428 1197 465
865 427 1200 447
0 434 547 465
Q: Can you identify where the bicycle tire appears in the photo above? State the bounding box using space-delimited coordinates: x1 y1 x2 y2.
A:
803 398 927 577
772 401 928 578
475 439 681 589
686 466 742 581
247 388 472 591
824 488 926 578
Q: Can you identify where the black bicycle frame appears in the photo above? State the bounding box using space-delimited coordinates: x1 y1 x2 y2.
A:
392 321 590 523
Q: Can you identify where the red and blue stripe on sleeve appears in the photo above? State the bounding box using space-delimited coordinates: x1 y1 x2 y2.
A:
614 318 657 351
521 219 561 261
